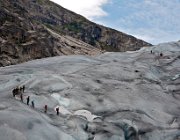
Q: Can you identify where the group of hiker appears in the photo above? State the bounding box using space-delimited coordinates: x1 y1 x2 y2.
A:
12 85 35 108
12 85 25 97
150 50 163 57
12 85 60 115
25 96 35 108
43 104 59 115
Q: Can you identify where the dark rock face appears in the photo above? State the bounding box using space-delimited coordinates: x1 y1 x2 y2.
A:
0 0 151 66
24 0 151 51
0 9 56 66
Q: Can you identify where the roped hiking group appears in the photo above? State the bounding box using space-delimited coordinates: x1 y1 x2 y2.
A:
12 85 59 115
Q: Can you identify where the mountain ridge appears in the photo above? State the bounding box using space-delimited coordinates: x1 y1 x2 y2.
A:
0 0 151 67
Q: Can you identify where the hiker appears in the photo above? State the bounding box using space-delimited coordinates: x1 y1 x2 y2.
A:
20 93 23 102
151 50 153 54
56 107 59 115
12 88 16 97
31 101 34 108
44 105 47 113
160 52 163 57
22 85 25 93
84 123 88 131
26 96 30 105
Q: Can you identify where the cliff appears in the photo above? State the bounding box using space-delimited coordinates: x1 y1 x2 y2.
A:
0 0 151 66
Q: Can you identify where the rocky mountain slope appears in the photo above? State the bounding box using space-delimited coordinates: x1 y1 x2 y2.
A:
0 41 179 140
0 0 151 66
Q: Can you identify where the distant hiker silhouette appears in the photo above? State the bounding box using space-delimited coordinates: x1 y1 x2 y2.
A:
160 53 163 57
84 123 88 131
56 107 59 115
22 85 25 93
12 88 16 97
20 94 23 102
151 50 153 54
31 101 35 108
44 105 47 113
26 96 30 105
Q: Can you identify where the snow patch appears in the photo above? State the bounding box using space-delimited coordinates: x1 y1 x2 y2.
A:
73 110 101 122
51 93 70 107
172 74 180 80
